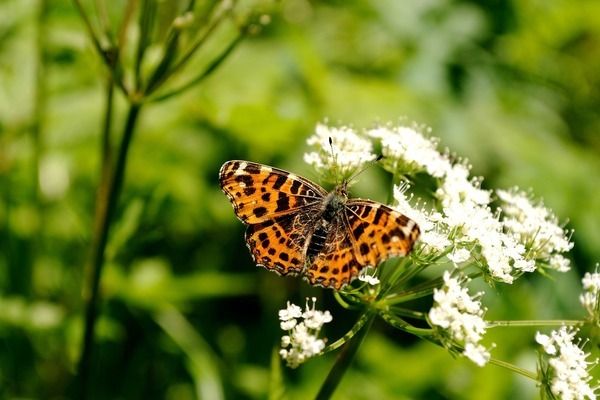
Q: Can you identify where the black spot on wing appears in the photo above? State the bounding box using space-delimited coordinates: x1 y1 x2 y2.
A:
244 163 261 174
254 207 267 218
273 174 287 190
290 179 301 194
235 175 253 186
352 222 369 239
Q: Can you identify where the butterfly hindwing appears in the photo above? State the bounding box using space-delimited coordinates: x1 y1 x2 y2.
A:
245 215 308 277
307 222 362 289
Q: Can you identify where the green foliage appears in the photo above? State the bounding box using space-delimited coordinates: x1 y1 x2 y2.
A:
0 0 598 398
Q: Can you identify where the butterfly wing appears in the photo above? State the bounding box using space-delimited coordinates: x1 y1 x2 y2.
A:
306 222 361 290
344 200 420 267
219 160 327 224
245 212 318 277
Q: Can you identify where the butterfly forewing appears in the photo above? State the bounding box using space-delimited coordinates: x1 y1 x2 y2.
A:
219 160 327 224
345 200 420 267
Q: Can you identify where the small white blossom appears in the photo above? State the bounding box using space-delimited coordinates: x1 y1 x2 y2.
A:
369 125 452 178
580 269 600 319
463 343 491 367
302 297 333 329
437 163 490 208
448 248 471 264
279 301 302 330
497 188 573 271
536 327 598 400
393 183 450 255
304 123 376 179
279 298 332 368
358 267 380 286
429 271 491 366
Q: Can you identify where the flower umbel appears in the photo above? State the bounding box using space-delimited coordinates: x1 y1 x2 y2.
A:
304 123 376 182
279 297 332 368
580 267 600 322
497 188 573 272
536 327 598 400
428 271 491 366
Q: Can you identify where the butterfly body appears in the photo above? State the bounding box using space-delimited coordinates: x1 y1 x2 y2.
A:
219 160 420 290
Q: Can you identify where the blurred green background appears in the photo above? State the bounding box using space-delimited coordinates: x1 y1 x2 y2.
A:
1 0 599 399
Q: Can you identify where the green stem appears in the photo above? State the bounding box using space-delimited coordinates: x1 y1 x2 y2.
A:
315 312 376 400
487 320 586 328
148 31 243 103
379 312 433 336
76 102 142 399
323 312 373 353
32 0 48 244
488 357 537 380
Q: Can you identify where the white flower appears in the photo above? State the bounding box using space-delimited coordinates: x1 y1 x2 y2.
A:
368 124 452 178
302 297 333 329
448 248 471 264
304 123 376 179
279 301 302 330
580 269 600 319
393 183 450 255
358 267 380 286
279 298 332 368
433 166 535 284
429 271 491 366
536 327 598 400
463 343 491 367
437 163 490 208
497 188 573 271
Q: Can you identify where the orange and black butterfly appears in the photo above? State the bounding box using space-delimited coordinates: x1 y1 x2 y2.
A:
219 160 420 290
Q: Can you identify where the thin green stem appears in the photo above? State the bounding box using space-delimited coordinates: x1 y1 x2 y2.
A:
72 0 130 97
487 320 586 328
315 311 376 400
134 0 155 91
323 312 373 353
148 31 243 103
488 357 537 380
32 0 48 230
76 102 142 399
143 0 200 94
72 0 105 59
382 276 443 305
379 312 433 336
388 306 427 320
157 1 231 86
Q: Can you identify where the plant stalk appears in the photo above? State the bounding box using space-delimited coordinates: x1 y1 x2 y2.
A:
315 311 376 400
76 102 142 398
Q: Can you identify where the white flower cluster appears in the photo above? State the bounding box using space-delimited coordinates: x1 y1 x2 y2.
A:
372 124 573 284
497 188 573 272
304 123 376 180
369 125 451 178
580 269 600 319
428 271 491 366
279 298 333 368
536 327 598 400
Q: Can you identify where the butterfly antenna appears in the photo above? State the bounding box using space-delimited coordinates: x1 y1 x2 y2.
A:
329 137 340 185
348 154 384 185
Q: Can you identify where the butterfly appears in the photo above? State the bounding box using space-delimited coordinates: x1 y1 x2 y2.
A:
219 160 420 290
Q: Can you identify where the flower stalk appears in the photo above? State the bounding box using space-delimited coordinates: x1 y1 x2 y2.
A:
72 1 266 396
315 311 376 400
